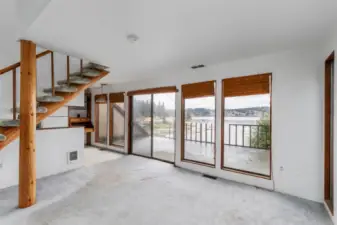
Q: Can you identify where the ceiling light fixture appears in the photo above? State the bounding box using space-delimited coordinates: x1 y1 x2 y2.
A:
126 34 139 43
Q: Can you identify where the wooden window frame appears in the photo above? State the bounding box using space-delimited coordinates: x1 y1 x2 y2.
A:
109 92 125 148
127 86 177 96
94 94 108 144
325 52 334 215
181 80 216 167
221 73 272 179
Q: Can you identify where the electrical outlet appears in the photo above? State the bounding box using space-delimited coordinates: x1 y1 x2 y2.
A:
280 166 284 171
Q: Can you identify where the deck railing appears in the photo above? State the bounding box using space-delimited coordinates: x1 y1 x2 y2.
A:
164 122 270 150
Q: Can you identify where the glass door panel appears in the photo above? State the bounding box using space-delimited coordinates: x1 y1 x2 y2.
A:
97 103 107 144
110 102 125 147
153 93 176 162
132 95 152 157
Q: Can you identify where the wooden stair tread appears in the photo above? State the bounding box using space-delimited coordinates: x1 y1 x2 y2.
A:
88 62 109 71
0 120 20 127
12 106 48 114
57 76 91 85
0 134 6 141
37 95 64 103
43 85 78 93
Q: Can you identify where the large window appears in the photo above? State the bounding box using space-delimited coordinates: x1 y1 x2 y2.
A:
181 81 216 166
109 92 125 147
222 74 271 177
128 87 177 163
95 94 108 145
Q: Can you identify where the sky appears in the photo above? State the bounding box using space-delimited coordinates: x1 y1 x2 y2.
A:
133 93 270 110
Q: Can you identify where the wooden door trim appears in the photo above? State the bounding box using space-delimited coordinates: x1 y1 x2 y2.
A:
324 51 334 214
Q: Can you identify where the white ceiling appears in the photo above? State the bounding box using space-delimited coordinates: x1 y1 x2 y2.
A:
24 0 337 84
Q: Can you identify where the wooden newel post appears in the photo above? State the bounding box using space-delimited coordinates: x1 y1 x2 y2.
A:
19 40 37 208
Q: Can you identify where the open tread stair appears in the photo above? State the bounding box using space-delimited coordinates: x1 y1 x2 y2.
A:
0 67 108 150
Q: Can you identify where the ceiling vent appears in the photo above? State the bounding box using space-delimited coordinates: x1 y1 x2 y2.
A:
191 64 205 69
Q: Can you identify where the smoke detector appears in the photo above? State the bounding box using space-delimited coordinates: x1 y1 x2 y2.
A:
127 34 139 43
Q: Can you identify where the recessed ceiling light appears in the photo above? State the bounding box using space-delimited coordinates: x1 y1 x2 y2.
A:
127 34 139 43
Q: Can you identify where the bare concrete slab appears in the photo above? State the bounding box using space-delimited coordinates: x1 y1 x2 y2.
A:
0 155 331 225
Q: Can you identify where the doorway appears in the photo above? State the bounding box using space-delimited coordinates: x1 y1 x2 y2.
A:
128 88 176 163
325 52 334 214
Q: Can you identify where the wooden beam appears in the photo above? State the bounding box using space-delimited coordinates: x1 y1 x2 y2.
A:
12 69 16 120
127 86 177 96
18 40 37 208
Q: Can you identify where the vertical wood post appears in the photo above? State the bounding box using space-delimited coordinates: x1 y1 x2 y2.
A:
12 69 16 120
19 40 37 208
67 56 70 85
80 59 83 74
51 52 55 96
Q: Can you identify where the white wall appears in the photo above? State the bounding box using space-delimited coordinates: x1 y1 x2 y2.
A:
0 127 84 189
69 108 87 118
92 46 326 203
41 106 69 128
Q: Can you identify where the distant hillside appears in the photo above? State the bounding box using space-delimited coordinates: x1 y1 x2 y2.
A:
225 107 270 117
183 107 269 117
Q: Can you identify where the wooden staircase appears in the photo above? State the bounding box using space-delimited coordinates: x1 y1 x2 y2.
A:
0 54 109 151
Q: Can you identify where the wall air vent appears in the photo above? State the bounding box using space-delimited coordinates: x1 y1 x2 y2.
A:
202 174 217 180
191 64 205 69
67 151 78 164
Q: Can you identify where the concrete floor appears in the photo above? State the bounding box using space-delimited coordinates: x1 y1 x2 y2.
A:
84 146 123 167
0 152 332 225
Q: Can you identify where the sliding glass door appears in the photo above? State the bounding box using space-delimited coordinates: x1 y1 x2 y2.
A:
132 95 152 157
130 88 176 163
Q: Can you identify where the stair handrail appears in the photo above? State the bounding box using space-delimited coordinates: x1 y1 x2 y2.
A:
0 50 52 120
0 49 85 120
0 50 51 75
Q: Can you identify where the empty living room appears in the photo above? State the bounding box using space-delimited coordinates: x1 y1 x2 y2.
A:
1 0 337 224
